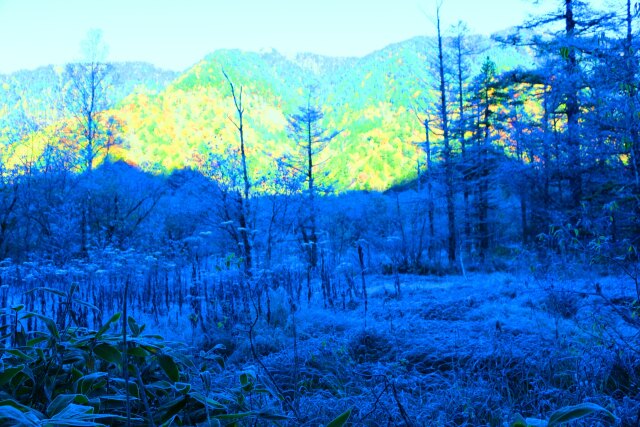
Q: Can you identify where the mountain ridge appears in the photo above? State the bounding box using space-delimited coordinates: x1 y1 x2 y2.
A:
3 35 536 191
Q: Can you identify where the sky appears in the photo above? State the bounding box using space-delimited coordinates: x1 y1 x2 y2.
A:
0 0 592 74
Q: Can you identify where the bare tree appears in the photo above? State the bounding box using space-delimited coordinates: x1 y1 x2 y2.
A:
435 3 457 264
452 22 473 254
222 69 253 276
64 29 116 173
621 0 639 190
64 29 118 256
0 145 18 259
412 108 435 260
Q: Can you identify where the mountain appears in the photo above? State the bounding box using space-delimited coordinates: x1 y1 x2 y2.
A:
2 35 536 191
0 62 178 107
0 63 177 140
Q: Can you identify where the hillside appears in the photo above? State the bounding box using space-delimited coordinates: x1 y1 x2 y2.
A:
118 36 535 190
0 63 177 148
2 35 535 191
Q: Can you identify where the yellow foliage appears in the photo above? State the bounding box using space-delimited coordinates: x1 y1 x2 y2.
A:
620 154 629 165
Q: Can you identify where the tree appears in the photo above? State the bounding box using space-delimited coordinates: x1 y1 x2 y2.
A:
434 3 457 264
514 0 615 223
468 57 508 260
0 143 18 260
566 0 640 250
64 30 119 257
504 83 535 245
621 0 640 191
612 0 640 242
64 29 117 173
412 109 436 260
287 95 339 301
451 21 474 254
221 69 253 276
562 0 582 213
90 162 165 250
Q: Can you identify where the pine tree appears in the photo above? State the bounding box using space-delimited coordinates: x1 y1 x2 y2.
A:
435 4 457 264
287 95 339 302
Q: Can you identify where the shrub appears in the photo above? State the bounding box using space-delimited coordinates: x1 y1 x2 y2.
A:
0 303 287 426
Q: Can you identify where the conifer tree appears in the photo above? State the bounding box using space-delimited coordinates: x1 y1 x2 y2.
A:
288 95 339 302
435 3 457 264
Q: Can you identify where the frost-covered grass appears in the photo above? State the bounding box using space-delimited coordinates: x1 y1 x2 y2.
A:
204 272 638 426
1 266 638 426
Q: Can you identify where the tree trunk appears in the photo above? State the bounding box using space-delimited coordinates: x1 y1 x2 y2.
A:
564 0 582 218
436 6 456 264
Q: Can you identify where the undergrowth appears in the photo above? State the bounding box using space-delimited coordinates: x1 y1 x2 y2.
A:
1 269 638 426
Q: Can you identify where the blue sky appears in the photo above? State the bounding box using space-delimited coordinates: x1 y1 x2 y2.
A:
0 0 580 73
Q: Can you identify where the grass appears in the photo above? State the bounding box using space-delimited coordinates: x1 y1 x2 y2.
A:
1 264 637 426
222 272 634 425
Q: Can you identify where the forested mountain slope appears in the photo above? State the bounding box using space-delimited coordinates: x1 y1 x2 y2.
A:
2 35 534 191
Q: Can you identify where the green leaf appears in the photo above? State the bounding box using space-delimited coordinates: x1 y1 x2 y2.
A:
188 392 224 410
7 349 34 361
45 419 106 426
33 287 67 297
326 407 352 427
169 351 196 370
216 412 256 420
548 403 616 426
158 354 180 382
255 410 290 421
134 341 161 354
159 414 179 427
98 384 140 403
52 403 94 418
126 346 150 358
75 372 108 395
47 394 89 417
174 382 191 394
23 313 59 340
93 343 122 365
0 399 41 414
143 379 173 393
0 366 23 387
509 414 528 427
127 316 140 336
26 336 48 347
48 403 110 426
70 367 84 383
99 394 139 403
155 396 188 424
240 377 252 392
72 298 100 312
14 364 35 386
0 404 40 426
95 312 121 339
523 418 548 427
239 369 255 392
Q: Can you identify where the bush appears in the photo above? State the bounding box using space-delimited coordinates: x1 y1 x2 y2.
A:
0 301 287 426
